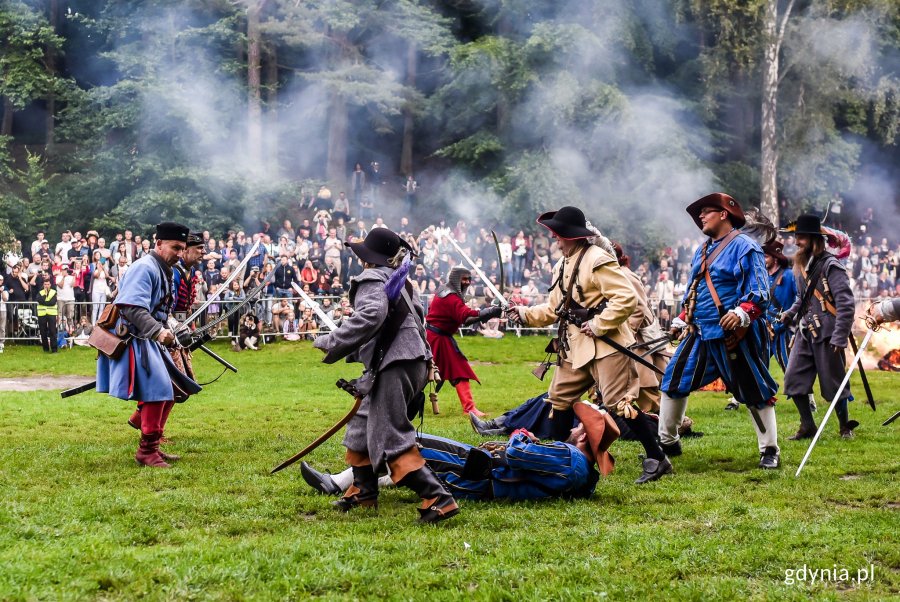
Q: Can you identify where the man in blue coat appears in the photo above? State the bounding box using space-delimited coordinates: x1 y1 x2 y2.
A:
659 193 781 469
301 401 619 501
762 240 797 372
97 222 200 468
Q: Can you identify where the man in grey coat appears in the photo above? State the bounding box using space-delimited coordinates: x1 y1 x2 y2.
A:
313 228 460 524
780 214 857 439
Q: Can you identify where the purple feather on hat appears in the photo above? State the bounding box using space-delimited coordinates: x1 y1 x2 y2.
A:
384 255 411 302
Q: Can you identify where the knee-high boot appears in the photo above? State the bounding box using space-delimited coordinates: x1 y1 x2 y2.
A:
627 407 674 484
549 407 575 441
157 401 180 462
455 380 485 417
333 464 379 512
789 395 817 440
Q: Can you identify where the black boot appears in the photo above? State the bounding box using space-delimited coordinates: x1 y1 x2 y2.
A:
549 407 575 441
660 441 682 457
469 413 507 437
625 409 673 484
301 462 343 496
788 396 817 440
333 465 379 512
397 467 459 524
835 400 857 439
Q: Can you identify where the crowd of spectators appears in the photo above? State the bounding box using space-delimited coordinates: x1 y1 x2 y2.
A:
3 178 898 352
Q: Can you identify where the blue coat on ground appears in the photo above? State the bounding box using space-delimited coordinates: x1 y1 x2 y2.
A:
96 255 174 402
419 433 598 501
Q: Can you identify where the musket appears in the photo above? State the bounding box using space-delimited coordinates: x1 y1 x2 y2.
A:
173 240 261 336
291 282 338 331
270 379 363 474
796 328 874 476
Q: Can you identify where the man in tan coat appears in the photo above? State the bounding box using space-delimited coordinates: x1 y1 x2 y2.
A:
508 206 673 484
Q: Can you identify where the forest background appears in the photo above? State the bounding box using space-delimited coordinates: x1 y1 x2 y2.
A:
1 0 898 258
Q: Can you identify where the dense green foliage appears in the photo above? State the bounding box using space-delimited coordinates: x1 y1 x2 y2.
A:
0 339 898 599
0 0 898 247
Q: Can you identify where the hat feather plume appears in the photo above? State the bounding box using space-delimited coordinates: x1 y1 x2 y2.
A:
741 209 777 246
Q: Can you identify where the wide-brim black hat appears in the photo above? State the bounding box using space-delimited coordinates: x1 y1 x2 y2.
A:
345 228 412 267
781 214 825 236
536 206 594 239
686 193 746 230
155 221 190 242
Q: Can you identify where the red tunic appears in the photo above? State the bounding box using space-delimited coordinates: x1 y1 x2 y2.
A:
425 293 480 383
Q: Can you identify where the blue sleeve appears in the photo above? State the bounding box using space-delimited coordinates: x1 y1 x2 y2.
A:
735 244 770 310
505 434 588 489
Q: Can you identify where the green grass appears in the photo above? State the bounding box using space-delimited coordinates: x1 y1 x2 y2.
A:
1 338 898 601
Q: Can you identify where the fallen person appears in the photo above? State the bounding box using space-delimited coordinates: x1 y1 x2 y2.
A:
302 401 619 501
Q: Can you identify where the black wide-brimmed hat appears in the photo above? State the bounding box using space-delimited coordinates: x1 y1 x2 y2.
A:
762 240 789 265
781 214 825 236
155 221 190 242
345 228 413 267
686 193 746 230
536 206 594 239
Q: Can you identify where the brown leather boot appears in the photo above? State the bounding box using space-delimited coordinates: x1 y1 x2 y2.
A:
788 423 817 440
135 432 171 468
158 448 181 462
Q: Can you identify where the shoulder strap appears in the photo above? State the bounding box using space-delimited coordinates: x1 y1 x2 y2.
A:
798 258 836 317
563 245 589 311
699 229 741 315
799 263 838 317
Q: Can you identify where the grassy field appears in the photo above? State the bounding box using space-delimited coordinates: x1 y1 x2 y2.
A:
0 337 898 601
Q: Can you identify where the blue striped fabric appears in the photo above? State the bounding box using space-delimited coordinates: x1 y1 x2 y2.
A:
660 322 778 408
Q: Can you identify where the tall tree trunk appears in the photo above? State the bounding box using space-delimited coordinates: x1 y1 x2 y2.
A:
1 97 13 136
760 0 795 224
400 41 417 177
760 0 779 222
265 43 278 173
325 30 350 187
45 0 59 150
247 1 264 173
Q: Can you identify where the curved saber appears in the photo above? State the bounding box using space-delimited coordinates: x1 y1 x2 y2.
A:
796 329 873 477
174 240 262 334
271 389 362 474
291 282 338 331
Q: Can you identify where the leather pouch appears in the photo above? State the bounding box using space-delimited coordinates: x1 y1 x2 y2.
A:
88 328 127 359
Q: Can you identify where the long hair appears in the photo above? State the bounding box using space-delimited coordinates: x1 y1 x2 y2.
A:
793 235 826 281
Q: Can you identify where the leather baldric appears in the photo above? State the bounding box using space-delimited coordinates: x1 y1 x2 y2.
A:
554 245 590 359
695 229 741 318
799 263 838 317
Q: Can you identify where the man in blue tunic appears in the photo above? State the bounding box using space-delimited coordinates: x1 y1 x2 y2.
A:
300 401 619 501
659 193 781 469
762 240 797 372
97 222 200 468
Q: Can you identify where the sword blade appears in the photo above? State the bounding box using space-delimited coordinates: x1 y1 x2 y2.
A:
291 282 338 331
796 329 873 477
191 271 273 338
60 380 97 398
446 235 507 307
597 333 665 376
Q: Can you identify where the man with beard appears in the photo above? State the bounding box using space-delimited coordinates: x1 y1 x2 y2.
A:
97 222 201 468
425 266 502 417
659 193 780 469
127 232 205 455
780 214 857 439
506 206 673 484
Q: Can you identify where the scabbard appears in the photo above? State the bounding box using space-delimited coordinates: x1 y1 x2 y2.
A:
60 380 97 398
196 344 238 373
271 385 363 474
883 410 900 426
847 335 876 411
